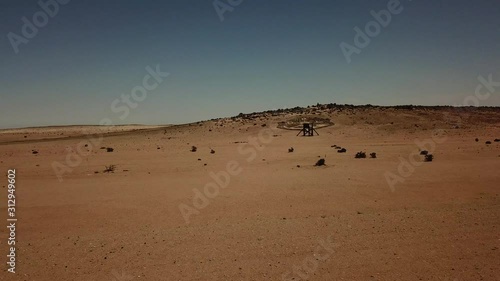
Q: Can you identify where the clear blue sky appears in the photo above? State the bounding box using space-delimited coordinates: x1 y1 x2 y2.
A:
1 0 499 128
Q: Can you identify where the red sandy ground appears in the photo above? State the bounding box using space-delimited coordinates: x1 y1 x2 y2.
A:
0 107 499 280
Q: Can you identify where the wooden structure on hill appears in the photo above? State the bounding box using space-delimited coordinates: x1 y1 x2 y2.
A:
297 123 319 136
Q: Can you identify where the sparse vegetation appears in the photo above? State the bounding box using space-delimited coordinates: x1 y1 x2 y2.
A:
425 154 434 162
288 147 294 153
315 158 326 166
104 165 116 173
420 150 428 155
191 146 197 152
106 147 114 152
370 152 377 158
337 148 346 153
355 151 366 159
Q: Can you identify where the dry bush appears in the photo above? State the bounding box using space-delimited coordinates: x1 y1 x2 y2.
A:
424 154 434 162
104 165 116 173
315 159 326 166
355 151 366 159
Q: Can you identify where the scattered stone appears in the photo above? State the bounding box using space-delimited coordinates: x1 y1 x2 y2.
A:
420 150 428 155
370 152 377 158
315 159 326 166
424 154 434 162
355 151 366 159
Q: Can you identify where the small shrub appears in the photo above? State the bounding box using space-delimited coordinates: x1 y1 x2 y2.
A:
370 152 377 158
424 154 434 162
420 150 428 155
191 146 197 152
315 158 326 166
104 165 116 173
106 147 114 152
288 147 294 153
355 151 366 159
485 141 491 145
337 148 346 153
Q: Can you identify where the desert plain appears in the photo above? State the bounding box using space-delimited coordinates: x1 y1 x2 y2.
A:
0 105 499 281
